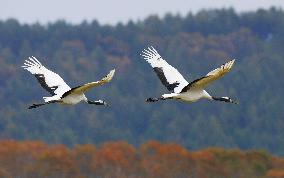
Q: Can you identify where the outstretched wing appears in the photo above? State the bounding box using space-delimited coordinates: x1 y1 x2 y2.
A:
181 59 235 92
141 46 189 93
22 56 71 97
62 69 115 97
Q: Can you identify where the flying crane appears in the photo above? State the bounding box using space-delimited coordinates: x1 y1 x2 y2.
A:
22 57 115 109
141 46 238 104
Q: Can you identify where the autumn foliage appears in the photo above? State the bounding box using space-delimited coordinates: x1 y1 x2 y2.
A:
0 140 283 178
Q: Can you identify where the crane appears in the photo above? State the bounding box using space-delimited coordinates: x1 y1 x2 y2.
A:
141 46 238 104
22 57 115 109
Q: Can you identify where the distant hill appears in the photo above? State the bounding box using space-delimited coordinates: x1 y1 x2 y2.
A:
0 8 284 155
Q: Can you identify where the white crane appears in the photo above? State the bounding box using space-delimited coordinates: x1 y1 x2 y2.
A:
22 57 115 109
141 46 238 104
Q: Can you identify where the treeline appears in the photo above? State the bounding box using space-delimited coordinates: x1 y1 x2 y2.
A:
0 8 284 155
0 140 283 178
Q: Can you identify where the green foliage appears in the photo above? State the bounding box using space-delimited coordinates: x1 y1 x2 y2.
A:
0 8 284 155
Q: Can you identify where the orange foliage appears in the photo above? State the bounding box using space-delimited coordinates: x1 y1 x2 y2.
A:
267 169 284 178
93 141 139 177
0 140 283 178
0 140 47 178
140 141 195 178
30 144 81 178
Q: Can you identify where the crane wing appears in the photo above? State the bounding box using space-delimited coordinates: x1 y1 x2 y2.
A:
22 56 71 97
141 46 189 93
181 59 235 92
62 69 115 97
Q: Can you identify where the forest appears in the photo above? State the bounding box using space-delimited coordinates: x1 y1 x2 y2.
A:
0 6 284 160
0 140 283 178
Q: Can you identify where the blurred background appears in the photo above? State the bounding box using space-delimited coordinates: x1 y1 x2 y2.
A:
1 1 284 177
1 0 284 25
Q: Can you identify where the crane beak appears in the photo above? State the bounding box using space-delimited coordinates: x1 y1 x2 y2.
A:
233 101 239 104
98 100 110 107
230 99 239 105
103 101 110 107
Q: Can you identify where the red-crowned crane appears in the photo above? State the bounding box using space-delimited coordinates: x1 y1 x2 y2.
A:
22 57 115 109
141 46 238 104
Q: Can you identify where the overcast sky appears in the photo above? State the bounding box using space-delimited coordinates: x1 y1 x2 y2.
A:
0 0 283 25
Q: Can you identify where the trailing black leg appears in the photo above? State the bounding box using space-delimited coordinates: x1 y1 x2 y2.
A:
145 97 166 102
28 100 58 109
28 103 46 109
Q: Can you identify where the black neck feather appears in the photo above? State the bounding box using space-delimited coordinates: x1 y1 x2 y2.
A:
212 97 230 102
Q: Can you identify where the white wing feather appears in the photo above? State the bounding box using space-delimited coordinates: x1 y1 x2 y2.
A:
141 46 189 93
22 56 71 101
186 59 235 90
68 69 115 95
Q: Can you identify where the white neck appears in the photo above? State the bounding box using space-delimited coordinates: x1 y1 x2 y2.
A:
202 90 213 100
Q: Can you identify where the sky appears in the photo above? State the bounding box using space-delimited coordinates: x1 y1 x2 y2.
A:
0 0 284 25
